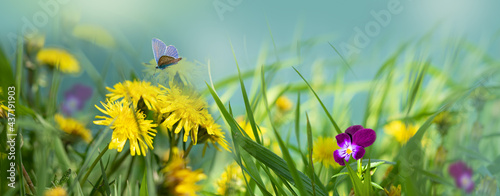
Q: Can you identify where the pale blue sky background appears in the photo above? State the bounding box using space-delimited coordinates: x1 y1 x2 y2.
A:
1 0 499 104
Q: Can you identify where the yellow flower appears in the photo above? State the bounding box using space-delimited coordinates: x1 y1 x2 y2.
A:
276 96 293 112
200 115 231 152
216 162 246 195
313 137 340 168
161 147 206 196
106 80 162 111
156 83 208 144
44 187 67 196
271 142 282 157
55 114 92 143
37 48 80 74
385 184 401 196
93 100 157 156
384 121 418 145
0 89 9 118
72 24 116 48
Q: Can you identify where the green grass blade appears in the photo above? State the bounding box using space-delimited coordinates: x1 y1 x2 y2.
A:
328 42 355 77
406 60 429 115
306 114 316 196
139 169 148 196
345 161 365 195
99 159 111 196
261 66 308 196
293 67 342 134
231 42 262 144
295 92 301 150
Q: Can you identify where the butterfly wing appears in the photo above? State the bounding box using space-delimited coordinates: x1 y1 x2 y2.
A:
157 56 182 69
152 38 168 63
165 45 179 59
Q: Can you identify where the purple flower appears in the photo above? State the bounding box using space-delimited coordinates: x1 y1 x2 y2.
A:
449 161 474 193
61 84 93 116
333 125 376 166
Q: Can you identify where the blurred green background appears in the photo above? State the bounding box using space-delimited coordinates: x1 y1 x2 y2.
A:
2 0 500 122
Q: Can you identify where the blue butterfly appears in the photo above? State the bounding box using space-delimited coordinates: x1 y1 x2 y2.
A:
152 38 182 70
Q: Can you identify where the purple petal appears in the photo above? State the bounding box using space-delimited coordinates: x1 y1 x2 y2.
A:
463 176 475 193
62 96 81 116
334 149 346 166
352 128 376 147
345 125 364 136
65 84 93 101
351 145 366 160
335 133 351 148
449 161 467 178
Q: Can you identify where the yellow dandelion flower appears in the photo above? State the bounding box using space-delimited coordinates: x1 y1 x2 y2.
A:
235 116 267 141
276 96 293 112
44 187 67 196
271 142 282 157
106 80 162 111
93 100 157 156
313 137 340 168
157 83 208 144
385 184 401 196
161 148 206 196
0 89 9 118
72 24 116 48
201 114 231 152
37 48 80 74
216 162 246 195
55 114 93 143
384 120 418 145
0 102 9 118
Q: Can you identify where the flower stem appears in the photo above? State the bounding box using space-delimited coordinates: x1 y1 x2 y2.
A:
80 144 109 186
357 159 362 177
183 142 194 159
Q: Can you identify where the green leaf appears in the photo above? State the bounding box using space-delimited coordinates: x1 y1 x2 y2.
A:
261 66 308 196
406 60 429 115
207 82 327 195
306 114 316 196
293 67 342 134
363 159 372 195
139 168 148 196
371 182 384 190
236 135 327 196
231 42 262 144
487 156 500 174
345 160 366 195
99 159 111 196
295 92 301 150
328 42 355 76
331 172 348 178
0 46 14 98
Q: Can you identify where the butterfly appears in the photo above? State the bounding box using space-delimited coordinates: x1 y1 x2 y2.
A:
152 38 182 70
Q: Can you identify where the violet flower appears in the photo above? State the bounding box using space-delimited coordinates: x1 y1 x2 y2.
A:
449 161 474 193
61 84 93 116
333 125 376 166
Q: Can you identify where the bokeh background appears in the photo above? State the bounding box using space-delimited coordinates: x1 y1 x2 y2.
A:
1 0 500 195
